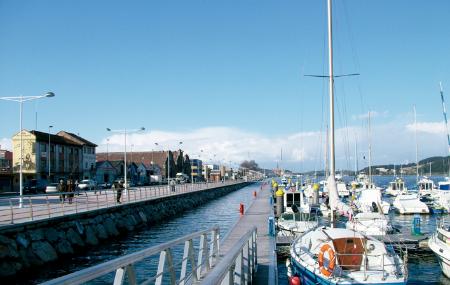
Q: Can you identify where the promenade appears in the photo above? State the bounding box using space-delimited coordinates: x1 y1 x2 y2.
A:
0 181 242 226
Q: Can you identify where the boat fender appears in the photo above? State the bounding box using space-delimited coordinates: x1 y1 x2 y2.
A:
318 244 336 277
288 275 301 285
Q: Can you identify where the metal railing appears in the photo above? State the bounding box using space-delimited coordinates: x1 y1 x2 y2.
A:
0 181 243 226
201 227 257 285
41 226 220 285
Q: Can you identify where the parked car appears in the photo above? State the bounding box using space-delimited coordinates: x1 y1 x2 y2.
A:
97 182 112 189
78 179 97 190
45 183 59 193
23 179 47 194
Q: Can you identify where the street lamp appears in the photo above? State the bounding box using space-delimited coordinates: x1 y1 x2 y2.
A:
106 127 145 198
48 125 53 182
0 92 55 208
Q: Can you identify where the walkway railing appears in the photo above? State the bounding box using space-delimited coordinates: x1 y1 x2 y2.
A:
0 181 242 226
201 227 257 285
41 226 220 285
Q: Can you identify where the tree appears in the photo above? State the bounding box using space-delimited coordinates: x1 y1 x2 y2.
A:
240 160 260 171
183 154 192 178
164 151 177 178
176 150 184 174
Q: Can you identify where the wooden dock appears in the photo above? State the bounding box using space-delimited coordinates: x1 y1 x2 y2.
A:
219 183 277 284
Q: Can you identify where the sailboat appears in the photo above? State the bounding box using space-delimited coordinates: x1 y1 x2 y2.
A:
429 83 450 279
288 1 407 284
392 106 430 215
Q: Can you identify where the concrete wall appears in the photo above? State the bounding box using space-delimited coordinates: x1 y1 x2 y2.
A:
0 182 251 279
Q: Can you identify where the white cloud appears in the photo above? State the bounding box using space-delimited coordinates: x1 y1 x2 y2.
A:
406 121 446 135
352 110 389 120
0 138 11 150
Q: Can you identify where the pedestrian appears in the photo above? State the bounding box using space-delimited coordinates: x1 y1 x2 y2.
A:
170 179 176 192
116 179 123 203
58 179 66 203
66 177 75 204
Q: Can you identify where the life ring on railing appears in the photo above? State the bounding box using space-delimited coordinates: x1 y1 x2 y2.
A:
318 244 336 277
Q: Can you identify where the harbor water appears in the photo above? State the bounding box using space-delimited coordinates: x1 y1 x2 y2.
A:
278 175 450 285
16 183 259 284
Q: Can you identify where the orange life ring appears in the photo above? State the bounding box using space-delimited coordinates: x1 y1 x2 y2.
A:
318 244 336 277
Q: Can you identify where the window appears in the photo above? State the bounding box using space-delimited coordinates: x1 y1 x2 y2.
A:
41 143 47 152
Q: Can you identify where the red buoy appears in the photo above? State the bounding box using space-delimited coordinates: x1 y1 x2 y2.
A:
239 203 244 215
289 276 301 285
253 191 257 197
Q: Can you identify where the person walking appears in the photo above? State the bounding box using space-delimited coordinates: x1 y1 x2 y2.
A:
116 179 124 204
58 179 66 203
66 177 75 204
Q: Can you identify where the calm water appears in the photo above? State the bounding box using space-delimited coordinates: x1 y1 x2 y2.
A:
277 175 450 285
16 183 260 284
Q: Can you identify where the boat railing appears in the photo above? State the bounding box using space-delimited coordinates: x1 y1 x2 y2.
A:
201 226 257 285
332 251 406 281
0 181 243 226
41 226 220 285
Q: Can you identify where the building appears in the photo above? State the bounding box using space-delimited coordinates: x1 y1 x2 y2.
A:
190 159 203 182
0 149 13 192
95 160 118 185
11 130 97 187
97 150 183 179
57 131 97 179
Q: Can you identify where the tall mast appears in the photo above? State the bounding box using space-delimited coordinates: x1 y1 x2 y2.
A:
328 0 335 178
368 111 372 184
354 139 358 177
414 105 419 182
439 82 450 177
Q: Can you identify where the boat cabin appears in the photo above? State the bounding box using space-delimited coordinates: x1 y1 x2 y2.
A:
332 236 365 271
389 180 405 191
418 180 434 191
284 192 302 211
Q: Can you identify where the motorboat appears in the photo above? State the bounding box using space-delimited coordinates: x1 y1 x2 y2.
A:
393 193 429 214
276 187 319 237
430 178 450 212
277 210 319 237
417 176 436 198
385 178 408 196
429 220 450 278
353 188 391 215
289 227 408 285
346 212 392 236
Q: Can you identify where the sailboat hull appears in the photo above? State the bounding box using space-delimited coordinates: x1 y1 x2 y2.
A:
290 257 407 285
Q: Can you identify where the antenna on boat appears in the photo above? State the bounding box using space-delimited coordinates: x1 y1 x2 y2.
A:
368 111 372 185
439 82 450 177
414 105 419 183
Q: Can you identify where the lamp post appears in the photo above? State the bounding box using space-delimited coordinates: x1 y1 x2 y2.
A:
106 139 110 161
0 92 55 208
48 125 53 182
106 127 145 198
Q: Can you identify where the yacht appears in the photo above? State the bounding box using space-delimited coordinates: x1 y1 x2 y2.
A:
276 188 318 237
418 176 435 198
393 193 429 214
353 188 390 214
385 178 408 196
429 221 450 278
289 227 407 285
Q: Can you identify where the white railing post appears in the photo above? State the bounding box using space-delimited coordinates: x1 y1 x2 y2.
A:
9 199 14 224
180 239 197 284
28 196 33 221
46 195 51 218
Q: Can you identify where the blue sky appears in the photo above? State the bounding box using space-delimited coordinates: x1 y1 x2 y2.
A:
1 1 450 171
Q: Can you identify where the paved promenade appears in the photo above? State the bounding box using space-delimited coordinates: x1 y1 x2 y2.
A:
219 182 277 284
0 181 243 226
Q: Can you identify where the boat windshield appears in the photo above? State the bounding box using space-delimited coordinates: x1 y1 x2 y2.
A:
285 192 302 208
281 212 315 222
332 237 365 271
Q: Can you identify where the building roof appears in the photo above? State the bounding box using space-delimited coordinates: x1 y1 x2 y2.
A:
30 130 81 146
97 151 183 171
57 131 97 147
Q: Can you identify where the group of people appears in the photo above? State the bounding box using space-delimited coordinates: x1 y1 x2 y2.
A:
57 177 76 204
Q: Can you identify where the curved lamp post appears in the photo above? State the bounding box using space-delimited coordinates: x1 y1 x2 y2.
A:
106 127 145 199
0 92 55 208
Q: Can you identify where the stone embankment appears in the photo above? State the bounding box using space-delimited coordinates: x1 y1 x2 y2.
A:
0 182 251 278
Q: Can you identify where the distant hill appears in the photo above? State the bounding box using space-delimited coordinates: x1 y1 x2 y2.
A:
360 156 450 176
